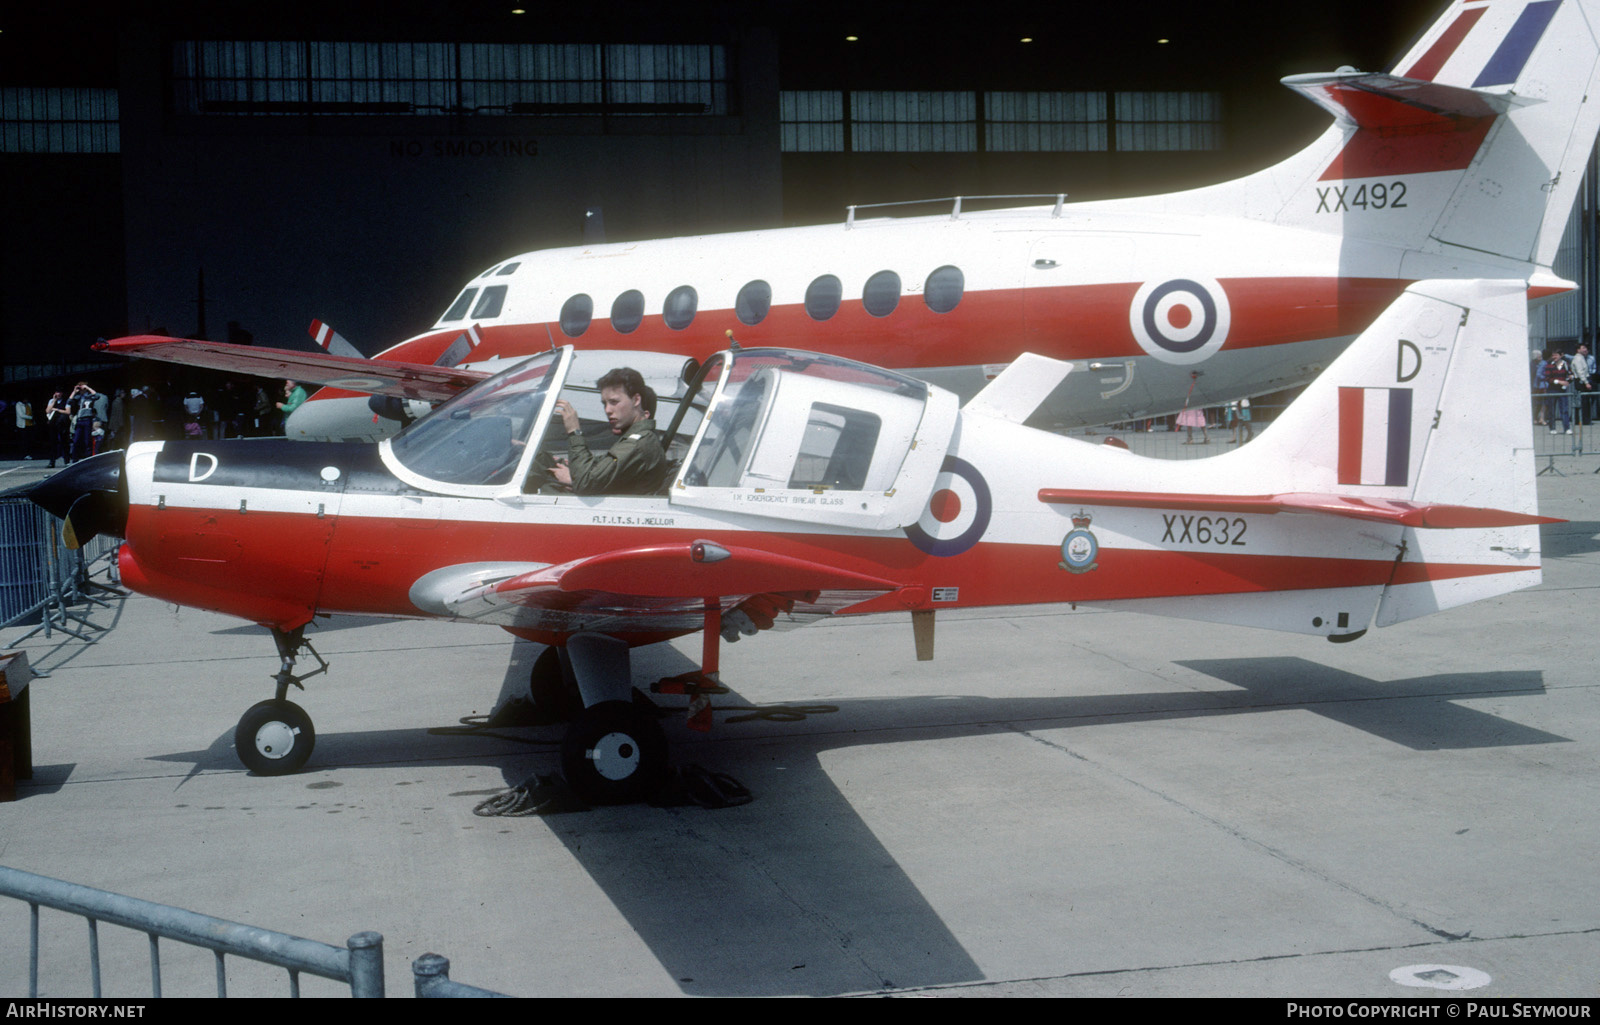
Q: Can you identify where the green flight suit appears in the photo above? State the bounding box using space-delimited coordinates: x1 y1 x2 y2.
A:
564 417 667 495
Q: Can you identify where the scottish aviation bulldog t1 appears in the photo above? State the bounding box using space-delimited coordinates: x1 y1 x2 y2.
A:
34 280 1553 802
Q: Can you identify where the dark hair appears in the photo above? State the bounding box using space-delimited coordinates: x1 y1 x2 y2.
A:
597 367 655 417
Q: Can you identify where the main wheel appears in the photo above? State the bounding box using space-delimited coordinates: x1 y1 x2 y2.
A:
560 700 667 805
529 646 581 722
235 699 316 775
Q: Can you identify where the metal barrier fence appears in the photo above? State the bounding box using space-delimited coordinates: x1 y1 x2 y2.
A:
0 492 121 644
412 953 511 998
0 865 384 997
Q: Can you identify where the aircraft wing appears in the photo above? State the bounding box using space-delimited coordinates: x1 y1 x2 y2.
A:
418 542 904 633
94 335 488 401
1037 489 1561 528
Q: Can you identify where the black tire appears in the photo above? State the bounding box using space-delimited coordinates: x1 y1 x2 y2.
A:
235 699 316 775
529 646 581 722
560 700 667 804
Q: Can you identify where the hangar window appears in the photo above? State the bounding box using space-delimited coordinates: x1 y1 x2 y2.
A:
560 294 593 337
470 285 508 320
851 91 976 152
172 41 732 118
862 271 901 318
442 288 479 322
0 88 121 154
780 91 844 152
986 92 1107 152
924 266 964 314
736 280 772 325
1114 92 1221 151
804 275 843 321
663 285 698 330
611 289 645 333
496 263 521 276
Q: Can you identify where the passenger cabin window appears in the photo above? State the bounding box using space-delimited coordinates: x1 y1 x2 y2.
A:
805 274 843 321
612 289 645 333
736 280 771 325
787 404 881 489
442 288 479 322
470 284 508 319
862 270 901 317
663 285 698 330
682 351 926 493
669 348 957 534
924 265 964 313
560 294 593 337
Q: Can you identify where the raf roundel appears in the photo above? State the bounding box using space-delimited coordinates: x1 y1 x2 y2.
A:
1129 277 1232 365
905 456 992 557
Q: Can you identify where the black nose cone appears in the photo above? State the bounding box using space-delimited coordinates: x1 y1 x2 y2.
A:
29 450 129 547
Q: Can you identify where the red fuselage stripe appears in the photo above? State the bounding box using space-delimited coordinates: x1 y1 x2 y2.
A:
301 277 1409 404
120 504 1527 632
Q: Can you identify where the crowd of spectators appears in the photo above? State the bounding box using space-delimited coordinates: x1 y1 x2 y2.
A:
2 372 298 464
1532 343 1597 433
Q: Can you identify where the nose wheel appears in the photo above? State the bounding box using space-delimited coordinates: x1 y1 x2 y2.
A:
235 699 316 775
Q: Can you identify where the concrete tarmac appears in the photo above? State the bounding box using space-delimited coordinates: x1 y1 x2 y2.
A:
1 453 1598 998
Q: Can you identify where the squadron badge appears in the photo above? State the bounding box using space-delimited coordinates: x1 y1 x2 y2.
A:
1059 511 1099 574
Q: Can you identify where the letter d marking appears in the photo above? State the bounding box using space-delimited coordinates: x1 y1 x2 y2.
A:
189 452 218 482
1397 338 1421 383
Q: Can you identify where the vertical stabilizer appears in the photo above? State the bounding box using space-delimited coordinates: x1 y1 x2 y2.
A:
1180 0 1600 271
1235 278 1544 625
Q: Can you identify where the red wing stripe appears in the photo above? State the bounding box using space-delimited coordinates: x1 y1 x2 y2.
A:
1036 489 1561 528
519 542 900 599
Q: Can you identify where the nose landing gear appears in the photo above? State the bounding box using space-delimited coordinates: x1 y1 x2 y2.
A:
232 625 327 775
235 699 316 775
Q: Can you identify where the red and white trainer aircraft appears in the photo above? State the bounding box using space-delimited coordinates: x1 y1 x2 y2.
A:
100 0 1600 441
36 278 1554 801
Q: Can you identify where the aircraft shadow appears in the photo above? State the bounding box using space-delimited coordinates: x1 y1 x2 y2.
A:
1540 519 1600 559
136 652 1560 995
1172 658 1564 750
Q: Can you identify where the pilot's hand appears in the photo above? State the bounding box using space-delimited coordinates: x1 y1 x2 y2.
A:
551 458 572 486
553 399 580 434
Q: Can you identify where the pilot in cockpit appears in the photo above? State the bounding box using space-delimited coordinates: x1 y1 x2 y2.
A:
546 367 668 495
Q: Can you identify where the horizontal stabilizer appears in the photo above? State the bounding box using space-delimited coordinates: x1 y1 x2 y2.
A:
1280 72 1522 125
1037 489 1561 529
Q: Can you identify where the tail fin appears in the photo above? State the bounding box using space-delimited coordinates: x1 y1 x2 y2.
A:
1237 278 1546 625
1051 279 1549 636
1184 0 1600 270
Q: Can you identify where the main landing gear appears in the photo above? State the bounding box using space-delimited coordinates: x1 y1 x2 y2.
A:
230 601 747 802
559 698 668 805
544 600 740 805
232 625 326 776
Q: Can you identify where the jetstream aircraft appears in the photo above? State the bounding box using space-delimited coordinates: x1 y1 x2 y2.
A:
33 279 1555 802
99 0 1600 442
